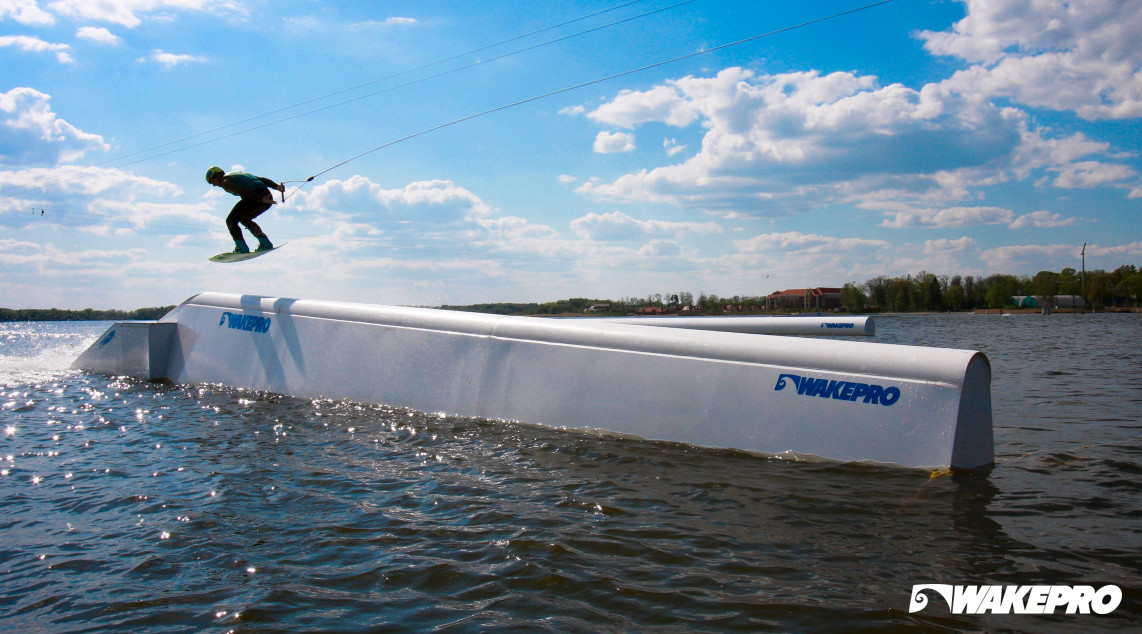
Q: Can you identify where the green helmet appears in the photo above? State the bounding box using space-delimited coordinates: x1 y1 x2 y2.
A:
205 166 224 183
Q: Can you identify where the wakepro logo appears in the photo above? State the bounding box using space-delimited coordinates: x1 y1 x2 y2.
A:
218 311 272 334
98 329 116 347
909 584 1122 615
819 322 854 329
774 373 901 406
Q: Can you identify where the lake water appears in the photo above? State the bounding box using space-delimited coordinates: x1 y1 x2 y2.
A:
1 314 1139 632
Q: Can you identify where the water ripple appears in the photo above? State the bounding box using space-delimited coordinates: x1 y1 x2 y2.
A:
1 316 1139 631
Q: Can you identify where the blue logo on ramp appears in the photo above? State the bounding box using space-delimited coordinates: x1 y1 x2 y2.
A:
775 373 900 406
218 312 272 334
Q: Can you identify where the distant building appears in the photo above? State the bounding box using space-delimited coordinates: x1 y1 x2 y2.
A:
1011 295 1085 309
766 288 843 311
634 306 665 315
1053 295 1085 308
584 303 611 313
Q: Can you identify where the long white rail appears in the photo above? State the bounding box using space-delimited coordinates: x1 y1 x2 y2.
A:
73 292 993 470
570 315 874 335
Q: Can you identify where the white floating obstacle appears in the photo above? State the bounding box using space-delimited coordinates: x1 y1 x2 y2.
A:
73 292 993 470
569 314 874 336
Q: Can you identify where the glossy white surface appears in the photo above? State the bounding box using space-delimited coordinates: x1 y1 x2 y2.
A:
74 292 993 469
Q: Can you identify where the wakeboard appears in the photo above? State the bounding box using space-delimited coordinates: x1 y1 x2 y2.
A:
209 243 286 263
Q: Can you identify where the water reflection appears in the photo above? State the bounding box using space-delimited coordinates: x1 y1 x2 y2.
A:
2 317 1140 630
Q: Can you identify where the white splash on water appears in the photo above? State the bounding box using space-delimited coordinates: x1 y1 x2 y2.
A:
0 322 108 387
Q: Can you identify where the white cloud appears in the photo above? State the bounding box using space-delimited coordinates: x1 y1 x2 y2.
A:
467 210 707 277
345 16 419 29
569 210 720 241
150 49 205 67
572 2 1142 221
576 57 1139 223
1082 241 1142 260
920 0 1142 120
0 166 184 237
588 84 700 129
734 231 888 254
576 67 1032 215
0 164 178 197
76 26 122 45
1009 123 1111 179
3 169 194 249
980 241 1142 272
469 216 575 269
557 174 577 184
1009 210 1076 229
0 0 54 25
722 231 893 287
1049 160 1137 189
91 199 216 232
637 239 682 257
593 131 635 154
0 239 42 274
924 237 977 253
209 174 712 289
663 137 685 156
0 87 107 166
0 34 73 63
977 240 1142 277
46 0 241 29
294 177 492 231
0 240 147 269
979 243 1082 271
879 205 1015 228
472 214 605 261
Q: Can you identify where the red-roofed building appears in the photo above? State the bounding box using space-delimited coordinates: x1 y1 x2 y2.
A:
766 287 843 311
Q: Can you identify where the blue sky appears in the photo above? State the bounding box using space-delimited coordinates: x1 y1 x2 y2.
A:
1 0 1139 309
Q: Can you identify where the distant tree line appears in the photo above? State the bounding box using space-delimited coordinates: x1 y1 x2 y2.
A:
0 305 176 322
440 292 772 316
443 264 1142 315
850 265 1141 312
7 265 1138 321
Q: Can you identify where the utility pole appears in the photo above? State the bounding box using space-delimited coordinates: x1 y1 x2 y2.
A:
1081 242 1086 300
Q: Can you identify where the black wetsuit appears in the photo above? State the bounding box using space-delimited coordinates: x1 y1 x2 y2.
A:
219 172 280 242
